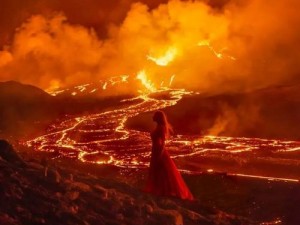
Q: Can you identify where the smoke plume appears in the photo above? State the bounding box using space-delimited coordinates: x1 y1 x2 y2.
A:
0 0 300 94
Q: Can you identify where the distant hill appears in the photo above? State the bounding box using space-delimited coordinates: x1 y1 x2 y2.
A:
0 81 137 139
0 81 52 100
0 81 55 138
126 84 300 140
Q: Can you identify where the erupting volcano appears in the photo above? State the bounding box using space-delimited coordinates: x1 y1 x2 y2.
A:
1 0 300 224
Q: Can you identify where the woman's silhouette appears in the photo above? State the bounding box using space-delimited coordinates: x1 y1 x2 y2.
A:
144 111 194 200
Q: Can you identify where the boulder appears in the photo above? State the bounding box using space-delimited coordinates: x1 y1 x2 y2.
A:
154 209 183 225
0 140 26 167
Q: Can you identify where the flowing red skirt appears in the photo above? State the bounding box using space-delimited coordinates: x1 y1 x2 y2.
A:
144 149 194 200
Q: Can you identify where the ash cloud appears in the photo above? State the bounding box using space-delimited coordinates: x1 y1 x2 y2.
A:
0 0 168 46
0 0 300 95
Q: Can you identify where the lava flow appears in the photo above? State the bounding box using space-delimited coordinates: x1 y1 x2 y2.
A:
26 83 193 167
25 75 300 183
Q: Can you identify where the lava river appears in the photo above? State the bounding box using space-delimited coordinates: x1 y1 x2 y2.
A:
25 85 300 183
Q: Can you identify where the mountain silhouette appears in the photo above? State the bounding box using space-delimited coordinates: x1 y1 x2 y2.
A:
127 84 300 140
0 81 135 139
0 81 54 138
0 81 52 100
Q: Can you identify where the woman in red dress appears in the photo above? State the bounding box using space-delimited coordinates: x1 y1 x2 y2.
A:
144 110 194 200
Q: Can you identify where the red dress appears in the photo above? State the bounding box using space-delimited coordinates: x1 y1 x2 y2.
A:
144 126 194 200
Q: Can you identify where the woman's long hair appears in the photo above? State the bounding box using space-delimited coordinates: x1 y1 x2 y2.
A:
153 111 173 139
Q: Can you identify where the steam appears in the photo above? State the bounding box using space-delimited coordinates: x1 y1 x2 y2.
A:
0 0 300 94
207 102 261 136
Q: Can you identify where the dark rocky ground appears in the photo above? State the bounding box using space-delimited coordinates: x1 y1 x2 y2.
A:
0 140 255 225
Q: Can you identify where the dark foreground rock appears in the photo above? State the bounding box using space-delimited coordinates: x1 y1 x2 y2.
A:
0 141 254 225
0 140 26 167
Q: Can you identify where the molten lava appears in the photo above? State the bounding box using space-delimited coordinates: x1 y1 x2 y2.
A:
147 47 177 66
24 76 300 184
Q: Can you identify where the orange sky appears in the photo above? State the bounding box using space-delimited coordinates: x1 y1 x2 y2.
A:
1 0 300 95
0 0 171 46
0 0 233 47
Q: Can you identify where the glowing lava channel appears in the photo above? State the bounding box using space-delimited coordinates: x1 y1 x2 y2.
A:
26 74 194 169
25 75 300 183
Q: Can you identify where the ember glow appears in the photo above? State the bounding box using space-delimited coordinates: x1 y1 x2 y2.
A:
147 47 177 66
0 0 297 185
136 70 157 92
1 0 300 93
197 40 236 61
24 77 300 183
1 0 300 224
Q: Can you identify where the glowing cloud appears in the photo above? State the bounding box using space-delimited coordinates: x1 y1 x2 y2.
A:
0 0 300 95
